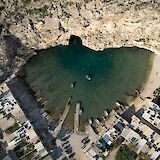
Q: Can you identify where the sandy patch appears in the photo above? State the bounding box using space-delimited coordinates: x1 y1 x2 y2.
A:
141 54 160 99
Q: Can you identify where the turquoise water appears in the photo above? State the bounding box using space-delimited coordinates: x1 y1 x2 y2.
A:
24 45 153 124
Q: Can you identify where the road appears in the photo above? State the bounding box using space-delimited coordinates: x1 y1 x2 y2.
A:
7 76 56 158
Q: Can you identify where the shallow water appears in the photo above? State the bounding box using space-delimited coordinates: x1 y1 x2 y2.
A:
24 45 153 124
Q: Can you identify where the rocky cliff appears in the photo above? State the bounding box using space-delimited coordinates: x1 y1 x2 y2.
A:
0 0 160 81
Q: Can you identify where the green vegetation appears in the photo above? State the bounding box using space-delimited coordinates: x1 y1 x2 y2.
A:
21 151 35 160
0 141 6 159
115 144 137 160
26 7 48 18
22 0 31 5
0 6 5 11
6 113 15 120
135 2 152 10
111 139 122 150
15 142 35 159
17 139 28 148
23 143 34 154
79 118 85 132
138 152 150 160
0 128 3 139
5 122 19 134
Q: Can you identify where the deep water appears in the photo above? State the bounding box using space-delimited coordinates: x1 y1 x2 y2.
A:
24 45 153 126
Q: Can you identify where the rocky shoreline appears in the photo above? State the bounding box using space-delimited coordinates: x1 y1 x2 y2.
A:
0 0 160 81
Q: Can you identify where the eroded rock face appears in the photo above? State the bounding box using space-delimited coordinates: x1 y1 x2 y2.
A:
0 0 160 80
0 25 34 82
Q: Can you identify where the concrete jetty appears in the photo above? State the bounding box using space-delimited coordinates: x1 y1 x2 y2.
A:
51 97 71 137
74 102 81 133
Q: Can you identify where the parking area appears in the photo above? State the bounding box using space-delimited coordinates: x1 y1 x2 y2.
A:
58 132 89 160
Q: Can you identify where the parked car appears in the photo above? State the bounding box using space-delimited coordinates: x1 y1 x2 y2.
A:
81 136 89 143
62 135 70 141
84 138 90 145
69 152 75 158
62 140 69 146
65 147 72 154
64 145 70 151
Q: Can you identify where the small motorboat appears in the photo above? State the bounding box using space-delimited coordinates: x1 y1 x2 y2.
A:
70 83 74 88
85 74 91 81
70 82 76 88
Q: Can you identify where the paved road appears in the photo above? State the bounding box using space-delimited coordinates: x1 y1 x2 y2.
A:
7 76 48 130
7 76 55 157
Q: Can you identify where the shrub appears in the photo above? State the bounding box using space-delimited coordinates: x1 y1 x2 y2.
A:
5 122 19 134
115 144 137 160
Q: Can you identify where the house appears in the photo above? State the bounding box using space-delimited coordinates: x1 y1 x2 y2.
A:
121 127 147 153
0 81 50 159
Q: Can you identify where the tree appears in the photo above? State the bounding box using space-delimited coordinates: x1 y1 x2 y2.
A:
115 144 137 160
138 152 150 160
0 128 3 139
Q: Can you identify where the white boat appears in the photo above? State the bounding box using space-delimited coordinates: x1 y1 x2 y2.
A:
70 82 76 88
85 74 91 81
115 102 121 107
88 119 92 125
70 83 74 88
79 109 82 115
95 119 100 124
104 111 108 117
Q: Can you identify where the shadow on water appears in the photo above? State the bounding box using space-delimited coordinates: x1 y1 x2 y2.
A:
23 35 154 126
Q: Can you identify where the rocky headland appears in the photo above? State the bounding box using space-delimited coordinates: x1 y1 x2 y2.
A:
0 0 160 81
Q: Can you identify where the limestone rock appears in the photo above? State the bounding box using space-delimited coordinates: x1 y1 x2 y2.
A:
0 0 160 80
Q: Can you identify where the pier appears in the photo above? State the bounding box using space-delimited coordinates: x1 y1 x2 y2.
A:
74 102 81 133
51 97 71 137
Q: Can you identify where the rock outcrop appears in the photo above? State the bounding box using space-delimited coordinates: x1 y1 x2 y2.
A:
0 26 34 82
0 0 160 80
